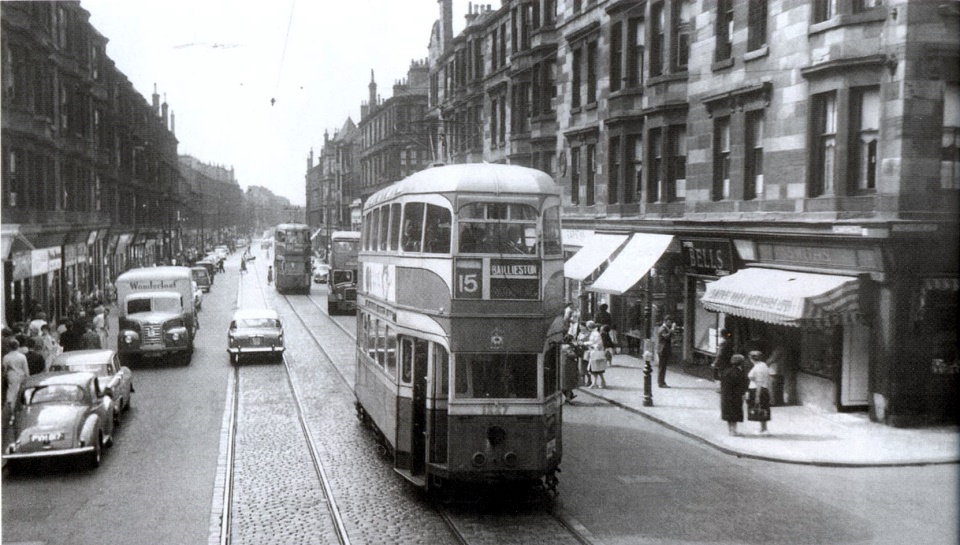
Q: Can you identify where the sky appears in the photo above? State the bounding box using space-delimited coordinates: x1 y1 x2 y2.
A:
81 0 471 206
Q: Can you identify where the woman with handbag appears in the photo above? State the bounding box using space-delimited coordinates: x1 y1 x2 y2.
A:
585 321 608 389
747 350 772 434
720 354 750 436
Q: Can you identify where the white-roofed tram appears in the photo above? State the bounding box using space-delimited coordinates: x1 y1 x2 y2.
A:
354 163 566 492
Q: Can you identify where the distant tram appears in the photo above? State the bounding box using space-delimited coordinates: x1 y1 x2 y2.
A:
354 163 566 492
273 223 312 294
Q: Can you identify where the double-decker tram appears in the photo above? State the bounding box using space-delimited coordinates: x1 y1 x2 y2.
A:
273 223 312 294
354 163 566 493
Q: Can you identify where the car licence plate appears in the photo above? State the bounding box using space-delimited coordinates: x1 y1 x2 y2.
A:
252 337 262 346
31 432 64 443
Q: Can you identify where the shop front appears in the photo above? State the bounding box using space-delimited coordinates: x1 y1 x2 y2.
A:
700 267 869 412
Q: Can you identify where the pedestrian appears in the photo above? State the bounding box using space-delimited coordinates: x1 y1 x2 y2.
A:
27 311 48 338
747 350 772 434
576 322 593 387
93 305 108 350
765 330 794 406
562 302 574 332
560 335 580 402
81 324 102 350
3 339 30 413
24 337 46 375
586 321 607 389
720 354 750 436
567 309 581 338
600 325 616 367
656 315 677 388
240 258 247 274
38 323 61 368
712 328 734 389
593 303 612 328
267 265 273 285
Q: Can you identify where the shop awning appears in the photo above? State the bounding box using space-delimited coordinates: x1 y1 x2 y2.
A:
115 234 134 255
1 226 34 260
588 234 674 295
701 268 860 327
563 233 628 281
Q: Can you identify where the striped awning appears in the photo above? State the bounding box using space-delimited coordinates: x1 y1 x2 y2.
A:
701 268 860 328
563 233 628 281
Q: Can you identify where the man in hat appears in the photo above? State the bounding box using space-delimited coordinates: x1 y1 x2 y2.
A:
656 316 677 388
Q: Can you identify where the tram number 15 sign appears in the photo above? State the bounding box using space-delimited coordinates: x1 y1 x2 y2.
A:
455 259 483 299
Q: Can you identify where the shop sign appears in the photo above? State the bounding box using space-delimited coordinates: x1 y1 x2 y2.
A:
65 245 78 266
11 251 31 281
31 249 49 275
757 243 880 271
681 238 733 276
47 247 62 271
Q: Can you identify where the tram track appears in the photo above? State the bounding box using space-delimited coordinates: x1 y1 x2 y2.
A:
216 275 351 545
283 288 596 545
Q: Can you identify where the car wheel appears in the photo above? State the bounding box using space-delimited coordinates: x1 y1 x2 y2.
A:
328 301 336 315
88 432 103 469
230 353 238 365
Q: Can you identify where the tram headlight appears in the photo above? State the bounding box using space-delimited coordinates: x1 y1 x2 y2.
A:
472 452 487 467
503 452 518 467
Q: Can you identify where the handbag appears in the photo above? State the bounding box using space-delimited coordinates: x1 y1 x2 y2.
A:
747 388 770 421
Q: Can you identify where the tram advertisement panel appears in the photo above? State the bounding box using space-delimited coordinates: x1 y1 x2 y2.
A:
363 262 396 302
450 318 549 352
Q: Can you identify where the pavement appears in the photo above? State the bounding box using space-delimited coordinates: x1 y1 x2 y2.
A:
573 353 960 467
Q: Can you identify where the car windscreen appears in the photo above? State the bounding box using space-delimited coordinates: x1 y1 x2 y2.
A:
52 363 108 376
127 296 181 314
22 384 86 405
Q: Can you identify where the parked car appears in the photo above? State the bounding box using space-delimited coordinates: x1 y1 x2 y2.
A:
49 349 135 426
3 371 115 472
313 263 330 284
195 259 216 283
227 309 285 364
214 246 230 259
191 266 212 293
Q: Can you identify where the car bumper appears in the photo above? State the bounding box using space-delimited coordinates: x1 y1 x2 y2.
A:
227 347 285 355
3 445 95 460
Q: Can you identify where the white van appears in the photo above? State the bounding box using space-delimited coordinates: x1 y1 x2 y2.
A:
115 266 198 365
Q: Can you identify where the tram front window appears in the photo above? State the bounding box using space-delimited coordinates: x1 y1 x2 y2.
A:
454 353 538 399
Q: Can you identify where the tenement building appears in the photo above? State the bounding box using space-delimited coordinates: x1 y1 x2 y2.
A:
2 2 180 326
425 0 957 425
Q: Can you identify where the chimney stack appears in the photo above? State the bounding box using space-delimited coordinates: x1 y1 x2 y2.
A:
438 0 453 52
161 93 169 128
152 83 160 115
368 70 378 115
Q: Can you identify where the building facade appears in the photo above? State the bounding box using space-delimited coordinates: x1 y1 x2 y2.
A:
357 63 432 200
419 0 957 425
177 155 244 253
306 119 360 254
2 1 181 326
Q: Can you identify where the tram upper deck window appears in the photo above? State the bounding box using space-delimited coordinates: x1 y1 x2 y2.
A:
402 202 451 254
453 353 538 399
389 203 401 251
458 203 539 255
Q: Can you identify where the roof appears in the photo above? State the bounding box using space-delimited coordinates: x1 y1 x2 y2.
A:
51 349 115 367
116 266 192 282
231 309 280 320
364 163 559 209
22 371 96 388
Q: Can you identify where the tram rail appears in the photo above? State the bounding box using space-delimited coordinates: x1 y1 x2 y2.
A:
218 272 593 545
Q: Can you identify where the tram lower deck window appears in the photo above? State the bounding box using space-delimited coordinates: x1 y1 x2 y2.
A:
454 353 538 399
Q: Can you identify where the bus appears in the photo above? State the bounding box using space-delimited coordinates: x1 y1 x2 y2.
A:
353 163 566 493
327 231 361 314
273 223 312 294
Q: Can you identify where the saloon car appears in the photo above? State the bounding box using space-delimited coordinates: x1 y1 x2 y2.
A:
227 309 285 364
49 349 134 425
3 371 115 472
313 263 330 284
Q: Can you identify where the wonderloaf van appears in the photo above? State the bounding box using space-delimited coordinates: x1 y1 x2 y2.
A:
115 266 198 365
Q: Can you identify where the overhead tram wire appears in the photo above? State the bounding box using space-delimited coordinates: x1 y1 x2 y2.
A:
272 0 296 106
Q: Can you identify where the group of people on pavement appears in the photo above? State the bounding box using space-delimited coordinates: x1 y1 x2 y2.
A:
714 328 773 436
559 302 776 438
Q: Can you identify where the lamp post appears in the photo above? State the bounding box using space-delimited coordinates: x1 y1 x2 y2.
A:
642 270 654 407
